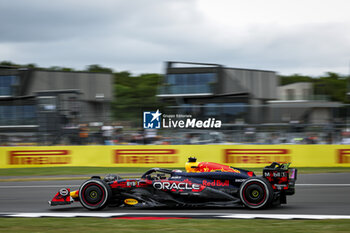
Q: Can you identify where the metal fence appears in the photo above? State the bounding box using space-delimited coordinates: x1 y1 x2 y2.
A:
1 104 350 146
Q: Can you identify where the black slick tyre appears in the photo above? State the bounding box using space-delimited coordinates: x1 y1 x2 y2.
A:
239 177 274 209
79 178 112 210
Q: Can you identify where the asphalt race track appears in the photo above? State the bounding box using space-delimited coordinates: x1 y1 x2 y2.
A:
1 173 350 216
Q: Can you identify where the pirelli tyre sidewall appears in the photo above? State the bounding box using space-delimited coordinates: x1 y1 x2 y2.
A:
239 177 274 209
79 179 111 210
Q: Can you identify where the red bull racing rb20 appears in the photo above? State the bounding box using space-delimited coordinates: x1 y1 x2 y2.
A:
49 157 297 210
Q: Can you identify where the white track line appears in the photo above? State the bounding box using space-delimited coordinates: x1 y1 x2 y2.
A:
1 212 350 219
219 214 350 220
296 184 350 187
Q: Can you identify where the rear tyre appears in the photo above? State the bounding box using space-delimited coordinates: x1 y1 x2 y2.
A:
79 178 112 210
239 177 273 209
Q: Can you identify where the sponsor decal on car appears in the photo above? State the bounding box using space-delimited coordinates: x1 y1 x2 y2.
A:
126 181 139 187
202 180 229 187
124 198 139 205
59 188 69 196
264 171 288 178
8 150 71 165
153 181 201 191
235 179 246 182
273 184 288 190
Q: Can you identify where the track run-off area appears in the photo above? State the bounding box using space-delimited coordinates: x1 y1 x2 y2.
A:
1 173 350 219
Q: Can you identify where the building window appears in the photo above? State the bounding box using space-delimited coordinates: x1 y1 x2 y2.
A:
37 96 57 112
203 103 247 121
0 76 18 96
0 105 37 125
162 73 216 94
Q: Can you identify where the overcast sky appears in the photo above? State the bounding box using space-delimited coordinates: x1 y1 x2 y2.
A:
1 0 350 76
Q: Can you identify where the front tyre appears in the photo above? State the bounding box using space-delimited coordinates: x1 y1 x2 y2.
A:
79 179 111 210
239 177 273 209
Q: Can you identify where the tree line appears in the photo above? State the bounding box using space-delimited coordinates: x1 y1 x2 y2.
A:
279 72 349 103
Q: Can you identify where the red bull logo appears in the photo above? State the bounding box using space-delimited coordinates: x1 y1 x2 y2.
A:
202 180 229 187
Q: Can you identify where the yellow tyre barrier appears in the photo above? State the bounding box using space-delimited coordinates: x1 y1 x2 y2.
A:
1 145 350 168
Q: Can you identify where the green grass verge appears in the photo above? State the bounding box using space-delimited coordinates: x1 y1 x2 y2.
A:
294 167 350 174
0 218 350 233
1 166 350 177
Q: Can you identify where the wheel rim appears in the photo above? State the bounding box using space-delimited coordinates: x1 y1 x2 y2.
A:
81 183 105 206
242 181 267 206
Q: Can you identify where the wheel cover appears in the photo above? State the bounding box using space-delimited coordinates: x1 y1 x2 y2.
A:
242 181 268 207
81 183 106 207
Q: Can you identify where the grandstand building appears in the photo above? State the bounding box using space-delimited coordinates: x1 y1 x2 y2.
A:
157 61 341 126
157 61 278 125
0 66 113 143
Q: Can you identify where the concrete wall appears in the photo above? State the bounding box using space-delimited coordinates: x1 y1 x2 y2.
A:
27 70 113 101
278 82 313 100
223 69 278 100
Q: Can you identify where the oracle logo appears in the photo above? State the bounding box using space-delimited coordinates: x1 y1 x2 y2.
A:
153 181 200 190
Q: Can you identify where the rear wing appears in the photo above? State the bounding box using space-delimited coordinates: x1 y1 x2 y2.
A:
263 162 297 195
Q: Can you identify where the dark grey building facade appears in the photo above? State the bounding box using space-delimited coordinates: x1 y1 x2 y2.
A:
157 61 278 124
0 66 113 142
27 69 113 123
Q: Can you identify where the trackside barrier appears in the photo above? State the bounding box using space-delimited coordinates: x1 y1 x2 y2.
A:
1 145 350 168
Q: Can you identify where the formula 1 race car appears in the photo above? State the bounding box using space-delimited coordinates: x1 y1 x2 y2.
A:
49 158 297 210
